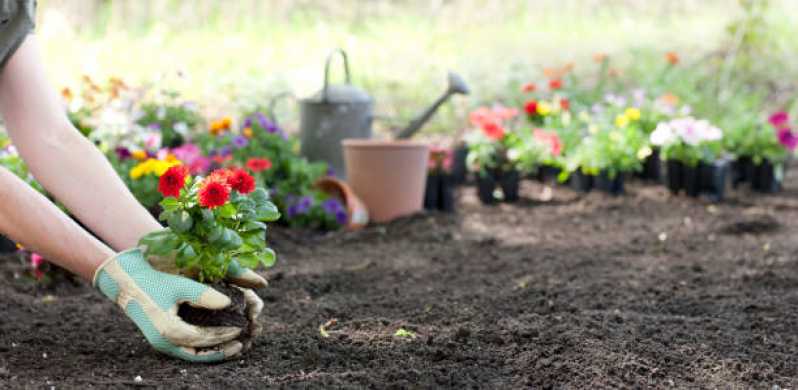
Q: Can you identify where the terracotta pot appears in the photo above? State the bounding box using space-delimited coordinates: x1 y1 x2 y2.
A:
342 140 430 223
315 176 370 229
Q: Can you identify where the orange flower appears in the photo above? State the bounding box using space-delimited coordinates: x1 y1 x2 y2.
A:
563 62 575 73
61 88 73 102
209 116 233 136
659 93 679 106
243 127 254 138
665 51 679 65
608 68 621 78
593 53 608 63
521 83 537 93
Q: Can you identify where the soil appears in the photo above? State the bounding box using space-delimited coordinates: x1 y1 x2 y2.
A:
3 175 798 388
177 282 251 345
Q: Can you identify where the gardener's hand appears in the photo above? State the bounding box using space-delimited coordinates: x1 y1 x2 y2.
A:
146 255 266 339
94 249 244 362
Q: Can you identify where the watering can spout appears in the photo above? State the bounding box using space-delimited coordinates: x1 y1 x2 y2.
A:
396 72 470 140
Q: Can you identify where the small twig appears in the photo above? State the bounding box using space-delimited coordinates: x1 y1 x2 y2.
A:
319 318 338 338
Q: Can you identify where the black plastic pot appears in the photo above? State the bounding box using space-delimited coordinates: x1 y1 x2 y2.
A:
731 156 754 189
666 160 684 194
499 170 520 202
536 164 562 183
699 160 729 202
476 172 497 205
424 173 441 211
638 148 662 182
451 144 469 185
424 172 456 212
751 160 782 193
683 164 701 197
570 170 594 193
0 234 17 253
596 171 624 195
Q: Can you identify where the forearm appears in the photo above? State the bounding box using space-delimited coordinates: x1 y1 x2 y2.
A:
11 127 162 250
0 167 113 280
0 35 162 252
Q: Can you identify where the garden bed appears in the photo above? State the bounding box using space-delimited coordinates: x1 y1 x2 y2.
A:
2 175 798 388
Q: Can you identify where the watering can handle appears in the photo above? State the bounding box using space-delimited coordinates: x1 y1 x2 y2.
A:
322 48 351 103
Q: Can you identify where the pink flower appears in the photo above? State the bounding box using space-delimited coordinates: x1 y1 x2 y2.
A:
778 128 798 150
171 143 201 163
145 133 162 150
188 156 212 175
769 112 789 129
428 146 453 172
533 129 563 156
31 253 44 268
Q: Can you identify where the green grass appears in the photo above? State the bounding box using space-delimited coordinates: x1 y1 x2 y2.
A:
36 0 798 138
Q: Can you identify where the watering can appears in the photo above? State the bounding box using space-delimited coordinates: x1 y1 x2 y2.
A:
299 49 469 179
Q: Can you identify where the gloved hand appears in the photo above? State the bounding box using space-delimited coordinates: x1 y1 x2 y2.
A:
146 254 267 340
94 249 244 362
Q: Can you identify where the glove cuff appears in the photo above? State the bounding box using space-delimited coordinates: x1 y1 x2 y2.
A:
92 248 143 287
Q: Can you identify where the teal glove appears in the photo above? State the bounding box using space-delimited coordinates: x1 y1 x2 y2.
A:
93 249 243 362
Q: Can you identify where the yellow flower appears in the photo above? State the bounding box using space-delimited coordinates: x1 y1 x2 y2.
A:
536 101 552 116
243 127 254 138
615 114 629 128
129 162 148 180
131 150 148 161
164 153 179 164
637 146 653 160
624 107 641 121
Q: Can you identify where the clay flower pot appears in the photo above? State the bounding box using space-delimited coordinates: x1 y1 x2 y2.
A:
342 140 429 223
315 176 370 229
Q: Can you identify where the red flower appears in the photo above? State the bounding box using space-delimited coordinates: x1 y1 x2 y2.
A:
665 51 679 65
524 100 538 116
212 154 232 164
482 121 505 140
521 83 536 93
549 79 563 90
158 165 188 198
246 157 272 173
534 129 563 156
560 98 570 111
198 178 230 209
227 169 256 194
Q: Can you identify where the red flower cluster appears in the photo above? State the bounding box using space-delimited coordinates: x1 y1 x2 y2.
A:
158 165 188 198
227 168 256 194
199 179 230 209
524 100 538 116
469 106 518 141
549 79 563 90
246 157 272 173
560 98 570 111
521 83 536 93
533 129 563 157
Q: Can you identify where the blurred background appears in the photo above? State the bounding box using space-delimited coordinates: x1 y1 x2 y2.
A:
35 0 798 136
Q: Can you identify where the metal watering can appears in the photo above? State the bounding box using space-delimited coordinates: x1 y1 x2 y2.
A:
299 49 469 179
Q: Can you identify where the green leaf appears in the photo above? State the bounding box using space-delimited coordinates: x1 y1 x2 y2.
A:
175 243 197 268
218 203 237 219
243 232 266 249
241 220 267 232
201 208 215 223
250 188 269 203
208 225 225 243
255 202 280 222
160 197 181 212
235 253 260 269
259 248 276 268
217 228 243 250
167 211 193 233
139 229 181 256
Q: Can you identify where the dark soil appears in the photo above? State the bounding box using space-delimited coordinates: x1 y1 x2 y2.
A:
3 174 798 388
177 282 251 345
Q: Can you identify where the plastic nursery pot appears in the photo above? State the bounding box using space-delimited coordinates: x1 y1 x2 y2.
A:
638 148 662 182
699 160 730 202
342 139 429 223
731 156 754 189
536 164 562 183
0 234 17 254
751 159 782 193
666 160 684 194
682 164 701 198
499 169 521 202
439 173 456 212
570 170 594 193
424 173 441 211
315 176 370 229
450 143 470 185
476 171 497 205
596 171 624 196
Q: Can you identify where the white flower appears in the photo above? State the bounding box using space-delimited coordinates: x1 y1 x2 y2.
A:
650 122 676 146
174 121 189 135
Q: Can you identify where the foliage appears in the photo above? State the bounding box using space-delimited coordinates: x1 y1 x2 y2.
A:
140 166 280 283
135 90 203 148
650 117 724 167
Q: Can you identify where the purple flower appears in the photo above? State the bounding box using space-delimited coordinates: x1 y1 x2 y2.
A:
115 147 131 160
243 116 253 129
769 112 789 129
326 166 336 177
219 146 232 156
255 112 285 138
778 128 797 150
232 135 249 149
287 196 313 218
147 123 161 130
322 198 348 225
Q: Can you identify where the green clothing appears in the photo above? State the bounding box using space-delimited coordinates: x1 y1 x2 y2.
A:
0 0 35 69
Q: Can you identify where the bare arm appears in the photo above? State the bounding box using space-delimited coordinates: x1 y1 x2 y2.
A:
0 36 162 269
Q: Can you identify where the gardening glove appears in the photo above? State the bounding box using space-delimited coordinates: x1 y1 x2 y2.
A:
146 255 266 338
93 249 244 363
